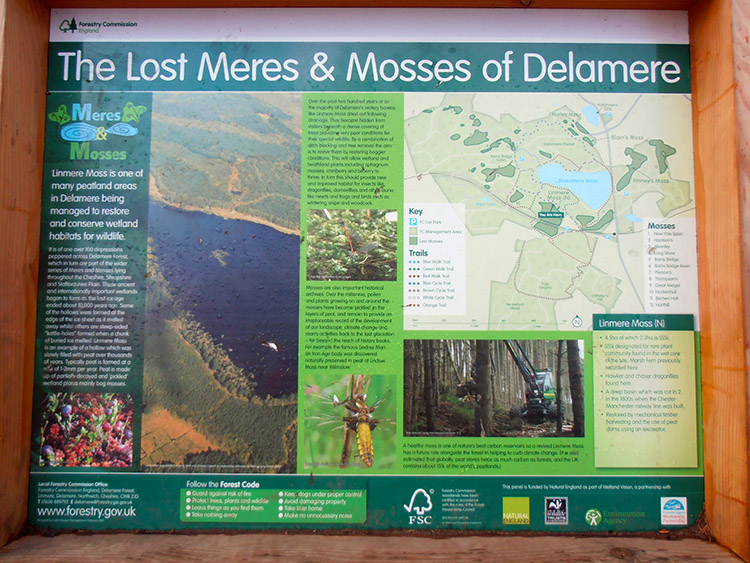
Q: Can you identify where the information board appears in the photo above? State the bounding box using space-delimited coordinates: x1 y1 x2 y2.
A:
30 8 703 531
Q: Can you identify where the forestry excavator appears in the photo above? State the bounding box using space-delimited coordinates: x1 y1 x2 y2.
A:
503 340 557 422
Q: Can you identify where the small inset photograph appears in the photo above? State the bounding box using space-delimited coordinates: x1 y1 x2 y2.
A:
303 374 396 470
306 209 397 281
37 392 134 467
404 339 585 438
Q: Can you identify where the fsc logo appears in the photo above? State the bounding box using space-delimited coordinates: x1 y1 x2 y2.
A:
404 488 433 525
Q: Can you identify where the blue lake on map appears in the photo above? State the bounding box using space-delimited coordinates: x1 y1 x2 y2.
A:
537 163 612 210
148 201 299 398
581 105 600 127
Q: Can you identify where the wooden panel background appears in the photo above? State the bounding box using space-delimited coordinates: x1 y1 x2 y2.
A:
0 0 49 547
0 534 744 562
1 0 748 560
690 0 750 559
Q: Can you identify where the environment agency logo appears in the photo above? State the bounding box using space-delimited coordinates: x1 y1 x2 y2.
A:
585 508 603 527
502 497 530 525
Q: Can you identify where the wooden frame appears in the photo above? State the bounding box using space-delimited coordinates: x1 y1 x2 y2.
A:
1 0 748 560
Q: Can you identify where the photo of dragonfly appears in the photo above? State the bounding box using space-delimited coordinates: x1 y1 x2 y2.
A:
303 374 396 470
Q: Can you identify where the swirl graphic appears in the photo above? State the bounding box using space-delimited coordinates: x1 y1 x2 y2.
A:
60 122 98 142
106 122 139 137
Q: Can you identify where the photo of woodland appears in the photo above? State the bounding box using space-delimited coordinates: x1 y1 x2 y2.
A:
306 209 397 281
403 339 585 438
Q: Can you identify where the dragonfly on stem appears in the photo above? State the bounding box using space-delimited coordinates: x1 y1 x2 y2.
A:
305 374 392 468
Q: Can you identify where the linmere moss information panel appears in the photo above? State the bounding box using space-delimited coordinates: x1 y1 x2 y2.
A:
31 8 702 531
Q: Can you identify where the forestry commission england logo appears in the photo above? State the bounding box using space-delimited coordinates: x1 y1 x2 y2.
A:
660 497 688 526
585 508 602 527
58 17 138 34
404 488 433 525
57 17 101 35
59 17 78 33
544 497 568 525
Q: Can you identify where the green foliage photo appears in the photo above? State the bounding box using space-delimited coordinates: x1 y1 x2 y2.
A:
306 209 397 281
303 374 396 471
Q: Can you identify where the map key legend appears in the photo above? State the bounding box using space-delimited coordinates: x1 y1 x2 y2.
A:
404 204 466 316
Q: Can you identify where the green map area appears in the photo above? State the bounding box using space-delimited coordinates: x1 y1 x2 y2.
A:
404 93 695 330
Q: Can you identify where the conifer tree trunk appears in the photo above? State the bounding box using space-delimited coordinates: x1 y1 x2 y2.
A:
556 340 564 434
422 340 435 431
404 340 420 429
567 340 585 437
475 340 492 436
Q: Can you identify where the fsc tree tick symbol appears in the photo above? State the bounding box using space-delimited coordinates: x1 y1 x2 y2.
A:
404 488 433 524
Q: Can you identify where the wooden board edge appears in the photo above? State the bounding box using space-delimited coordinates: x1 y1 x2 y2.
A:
0 534 741 561
733 0 750 554
41 0 698 10
689 0 750 560
1 0 748 558
0 0 49 548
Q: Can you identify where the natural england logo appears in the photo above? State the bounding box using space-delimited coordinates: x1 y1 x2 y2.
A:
502 497 530 526
404 488 433 525
48 102 147 161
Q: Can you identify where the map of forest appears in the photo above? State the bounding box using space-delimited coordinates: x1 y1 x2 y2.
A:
404 93 697 331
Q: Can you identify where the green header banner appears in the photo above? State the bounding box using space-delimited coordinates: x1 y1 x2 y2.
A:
593 314 694 331
47 42 691 94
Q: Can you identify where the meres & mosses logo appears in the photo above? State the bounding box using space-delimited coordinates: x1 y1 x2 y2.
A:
48 102 147 161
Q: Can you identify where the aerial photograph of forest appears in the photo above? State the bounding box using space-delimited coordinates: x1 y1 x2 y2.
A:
141 93 301 473
404 339 585 438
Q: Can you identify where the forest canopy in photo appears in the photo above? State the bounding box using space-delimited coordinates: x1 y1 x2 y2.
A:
403 339 585 438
